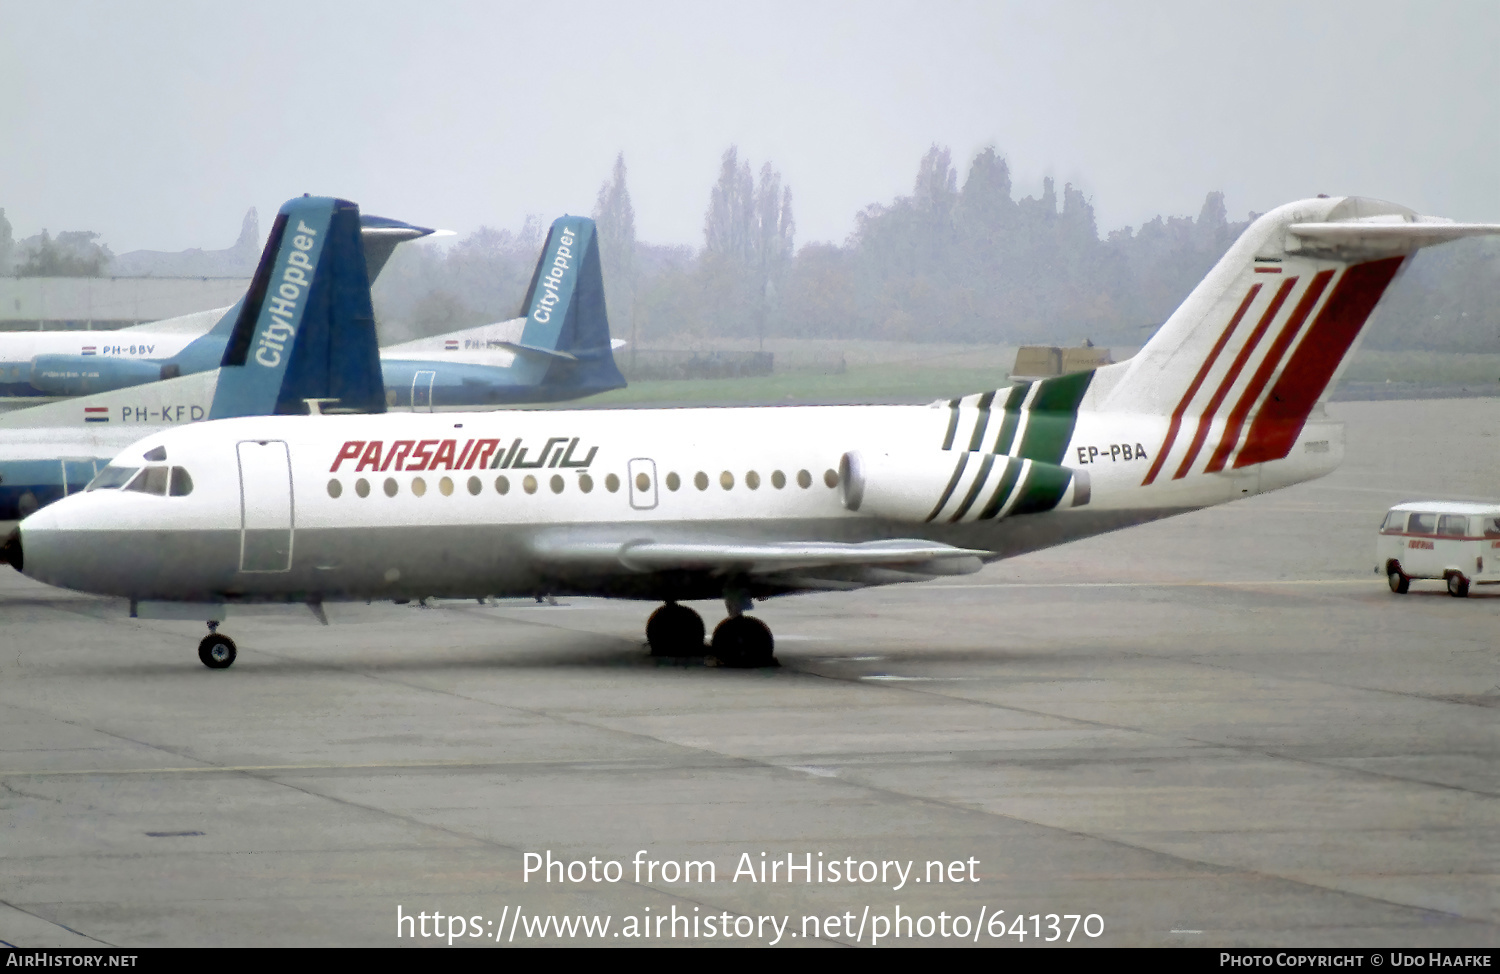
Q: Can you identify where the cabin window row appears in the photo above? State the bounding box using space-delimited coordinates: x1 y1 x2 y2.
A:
327 473 616 499
664 469 839 491
325 468 841 499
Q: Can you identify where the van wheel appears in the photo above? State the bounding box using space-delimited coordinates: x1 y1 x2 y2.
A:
1387 567 1410 594
1446 572 1470 598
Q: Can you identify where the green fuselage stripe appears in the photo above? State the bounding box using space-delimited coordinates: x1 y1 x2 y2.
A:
977 456 1023 520
949 451 996 522
966 391 997 452
941 398 961 450
1010 462 1073 516
925 452 972 522
1016 370 1092 464
991 383 1029 455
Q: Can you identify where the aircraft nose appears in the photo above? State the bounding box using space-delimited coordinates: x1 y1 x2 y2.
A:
12 504 66 586
1 528 20 573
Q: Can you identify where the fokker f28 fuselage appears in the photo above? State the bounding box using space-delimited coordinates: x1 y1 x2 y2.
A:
14 384 1341 604
11 195 1500 668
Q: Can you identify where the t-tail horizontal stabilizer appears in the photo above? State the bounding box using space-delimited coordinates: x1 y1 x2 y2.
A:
168 214 438 378
209 197 386 419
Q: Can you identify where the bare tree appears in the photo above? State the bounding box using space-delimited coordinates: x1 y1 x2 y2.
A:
16 229 112 277
753 163 795 349
0 208 13 276
593 152 637 356
704 146 755 263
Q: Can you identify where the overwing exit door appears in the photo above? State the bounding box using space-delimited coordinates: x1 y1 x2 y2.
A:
412 371 436 412
627 458 658 510
238 440 293 572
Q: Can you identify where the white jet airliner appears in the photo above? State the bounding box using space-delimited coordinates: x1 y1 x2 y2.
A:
8 197 1498 669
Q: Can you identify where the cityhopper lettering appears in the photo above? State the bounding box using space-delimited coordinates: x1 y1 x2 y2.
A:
255 220 321 368
530 227 576 324
330 436 598 474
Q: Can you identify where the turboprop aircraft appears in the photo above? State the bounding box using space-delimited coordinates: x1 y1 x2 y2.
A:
371 213 626 410
0 210 623 529
0 219 625 409
8 196 1498 670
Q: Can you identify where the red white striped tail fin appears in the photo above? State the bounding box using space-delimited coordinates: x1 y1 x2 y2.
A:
1090 196 1500 486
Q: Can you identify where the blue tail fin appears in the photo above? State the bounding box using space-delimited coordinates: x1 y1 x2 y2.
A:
209 197 385 419
510 216 625 392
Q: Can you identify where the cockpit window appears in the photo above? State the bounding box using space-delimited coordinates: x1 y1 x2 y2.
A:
169 467 193 497
86 465 139 491
125 466 170 496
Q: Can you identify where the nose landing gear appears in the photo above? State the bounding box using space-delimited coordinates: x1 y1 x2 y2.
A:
198 622 237 670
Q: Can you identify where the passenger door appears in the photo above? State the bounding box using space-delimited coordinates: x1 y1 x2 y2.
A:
412 371 436 412
238 440 294 572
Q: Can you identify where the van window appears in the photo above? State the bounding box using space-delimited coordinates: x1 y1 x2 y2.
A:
1381 511 1405 532
1485 518 1500 539
1407 513 1437 534
125 466 169 496
1438 515 1468 537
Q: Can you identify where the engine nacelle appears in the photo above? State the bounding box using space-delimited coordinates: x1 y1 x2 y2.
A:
29 355 179 396
840 449 1088 524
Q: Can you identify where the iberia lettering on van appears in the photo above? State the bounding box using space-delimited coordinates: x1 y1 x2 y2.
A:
1409 539 1435 550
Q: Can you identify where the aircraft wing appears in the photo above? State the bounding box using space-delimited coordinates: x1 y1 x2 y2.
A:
531 535 987 585
119 306 236 335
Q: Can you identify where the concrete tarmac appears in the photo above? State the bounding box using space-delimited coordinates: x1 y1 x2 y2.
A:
0 398 1495 948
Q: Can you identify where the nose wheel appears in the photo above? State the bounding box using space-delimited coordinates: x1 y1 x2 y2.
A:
198 625 237 670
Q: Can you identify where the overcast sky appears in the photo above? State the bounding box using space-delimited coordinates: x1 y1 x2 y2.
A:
1 1 1495 253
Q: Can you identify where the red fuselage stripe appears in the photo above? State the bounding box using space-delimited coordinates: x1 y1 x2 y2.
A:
1141 285 1260 486
1172 277 1297 480
1234 257 1406 468
1204 270 1334 474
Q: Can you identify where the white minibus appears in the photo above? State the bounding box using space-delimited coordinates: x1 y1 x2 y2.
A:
1378 501 1500 597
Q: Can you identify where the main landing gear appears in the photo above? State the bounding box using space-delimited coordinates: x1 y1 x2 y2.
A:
711 615 775 669
198 622 237 670
646 602 706 658
645 596 776 669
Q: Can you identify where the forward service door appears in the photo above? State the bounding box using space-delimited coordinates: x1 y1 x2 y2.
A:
238 440 294 572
